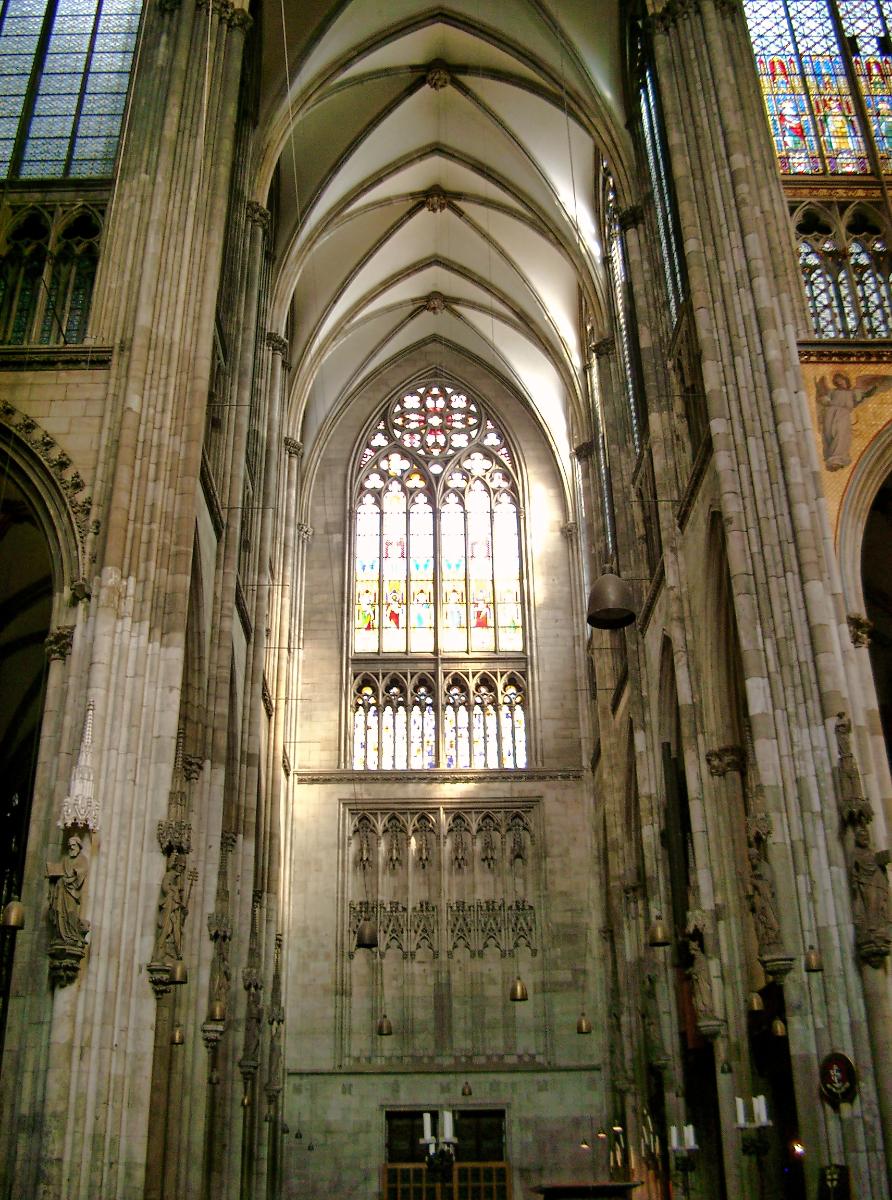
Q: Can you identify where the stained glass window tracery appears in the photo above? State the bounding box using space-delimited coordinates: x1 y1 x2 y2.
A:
795 203 892 337
351 383 527 771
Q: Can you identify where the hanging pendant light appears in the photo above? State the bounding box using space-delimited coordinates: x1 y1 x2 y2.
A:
509 976 529 1002
586 572 636 630
1 897 25 929
576 1011 593 1034
171 1025 185 1046
771 1017 787 1038
804 945 823 972
208 999 226 1022
647 914 670 947
356 916 378 950
376 1013 393 1036
170 959 188 985
748 991 765 1013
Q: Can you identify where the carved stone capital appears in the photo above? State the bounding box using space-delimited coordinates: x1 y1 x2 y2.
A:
48 938 88 988
283 436 302 458
147 961 173 997
246 201 270 229
847 613 873 647
560 521 578 540
297 523 313 543
45 625 75 661
573 439 595 461
648 0 699 34
425 188 448 213
223 3 252 32
592 336 614 359
618 204 644 231
705 745 743 776
266 332 289 357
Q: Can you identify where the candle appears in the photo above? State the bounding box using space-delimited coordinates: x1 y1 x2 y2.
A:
670 1125 679 1150
735 1097 746 1127
684 1124 696 1150
443 1110 454 1141
755 1095 768 1127
423 1112 432 1142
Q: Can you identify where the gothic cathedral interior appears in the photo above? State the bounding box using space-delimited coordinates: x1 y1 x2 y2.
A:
2 1 892 1198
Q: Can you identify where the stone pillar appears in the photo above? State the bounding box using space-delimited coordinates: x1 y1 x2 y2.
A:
650 1 891 1193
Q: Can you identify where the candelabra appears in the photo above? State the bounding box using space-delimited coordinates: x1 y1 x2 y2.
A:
669 1124 698 1198
420 1110 457 1183
736 1095 771 1200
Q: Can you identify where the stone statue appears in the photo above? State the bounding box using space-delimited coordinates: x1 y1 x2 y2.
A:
747 845 784 955
687 940 717 1023
47 835 89 946
155 853 190 963
46 835 90 987
641 972 667 1067
851 825 892 966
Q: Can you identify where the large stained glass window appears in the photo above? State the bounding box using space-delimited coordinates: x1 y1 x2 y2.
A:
0 0 142 181
351 383 527 771
743 0 892 175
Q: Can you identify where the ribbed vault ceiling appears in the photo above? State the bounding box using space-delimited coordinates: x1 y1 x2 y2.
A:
256 1 631 462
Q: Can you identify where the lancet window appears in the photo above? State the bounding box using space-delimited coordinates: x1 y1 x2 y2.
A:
0 0 141 181
795 203 892 337
637 63 685 326
0 204 101 343
744 0 892 176
350 383 527 771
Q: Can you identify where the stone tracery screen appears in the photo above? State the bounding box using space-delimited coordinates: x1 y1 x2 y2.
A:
340 802 544 1065
350 384 528 771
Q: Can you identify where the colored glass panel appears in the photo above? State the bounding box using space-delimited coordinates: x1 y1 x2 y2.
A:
466 481 494 653
354 494 380 652
440 492 467 652
744 0 868 173
381 482 407 653
409 494 434 652
838 0 892 172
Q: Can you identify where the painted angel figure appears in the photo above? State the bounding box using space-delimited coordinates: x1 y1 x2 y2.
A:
815 372 892 470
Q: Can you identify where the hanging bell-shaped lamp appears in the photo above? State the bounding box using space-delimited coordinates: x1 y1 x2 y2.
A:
509 976 529 1002
586 572 636 630
748 991 765 1013
208 999 226 1022
1 897 25 929
170 959 188 985
771 1017 787 1038
647 914 671 947
356 917 379 950
376 1013 393 1037
804 945 823 973
576 1011 593 1035
171 1025 185 1046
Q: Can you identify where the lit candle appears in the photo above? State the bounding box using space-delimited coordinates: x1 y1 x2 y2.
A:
684 1124 696 1150
423 1112 432 1142
755 1095 768 1127
670 1125 679 1151
443 1110 454 1141
735 1097 746 1127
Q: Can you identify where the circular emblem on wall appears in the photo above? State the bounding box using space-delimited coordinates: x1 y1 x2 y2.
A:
819 1052 858 1106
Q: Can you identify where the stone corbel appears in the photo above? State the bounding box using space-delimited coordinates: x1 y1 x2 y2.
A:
847 613 873 647
45 625 75 661
705 745 743 777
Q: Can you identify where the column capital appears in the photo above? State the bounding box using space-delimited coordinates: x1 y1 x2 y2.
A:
45 625 75 661
283 437 302 458
246 201 270 230
591 336 615 359
266 332 289 356
618 204 645 231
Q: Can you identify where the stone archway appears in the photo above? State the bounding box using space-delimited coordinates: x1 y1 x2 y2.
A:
862 467 892 770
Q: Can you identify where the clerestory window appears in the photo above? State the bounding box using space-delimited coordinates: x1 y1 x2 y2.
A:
350 383 527 771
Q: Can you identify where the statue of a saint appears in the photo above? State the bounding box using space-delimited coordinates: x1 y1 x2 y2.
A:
851 825 892 965
155 854 189 963
815 373 890 471
747 846 784 954
47 835 89 946
687 940 716 1022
